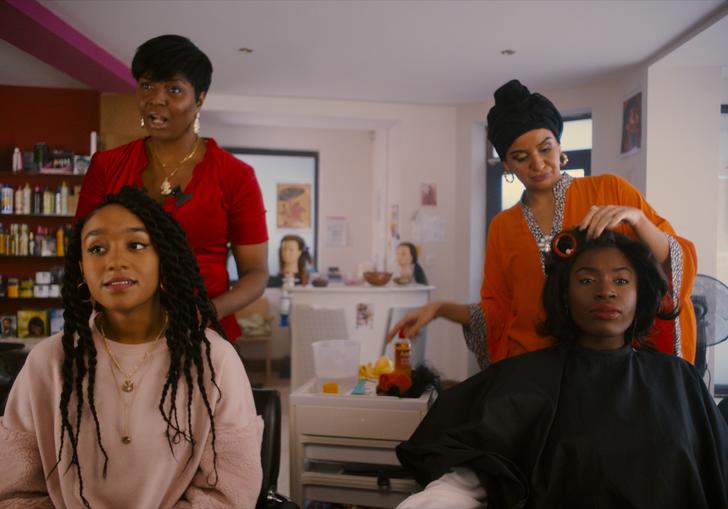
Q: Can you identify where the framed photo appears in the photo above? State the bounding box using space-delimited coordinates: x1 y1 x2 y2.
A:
277 183 311 229
620 91 642 155
420 183 437 206
17 309 48 338
355 303 374 329
1 314 17 338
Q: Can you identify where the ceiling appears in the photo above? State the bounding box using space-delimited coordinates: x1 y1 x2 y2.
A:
2 0 726 104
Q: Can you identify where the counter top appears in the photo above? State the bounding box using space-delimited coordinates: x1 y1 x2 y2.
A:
289 283 434 293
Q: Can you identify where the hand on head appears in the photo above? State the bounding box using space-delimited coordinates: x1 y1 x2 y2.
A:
577 205 645 240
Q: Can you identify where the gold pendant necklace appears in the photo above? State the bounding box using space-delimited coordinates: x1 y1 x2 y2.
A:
150 138 200 196
98 314 168 393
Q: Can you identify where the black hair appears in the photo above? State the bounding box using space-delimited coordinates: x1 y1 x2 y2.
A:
279 234 313 285
131 34 212 101
398 242 428 285
55 186 224 507
27 316 46 336
539 228 676 347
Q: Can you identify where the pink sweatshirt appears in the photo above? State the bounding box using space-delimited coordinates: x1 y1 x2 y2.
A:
0 322 263 509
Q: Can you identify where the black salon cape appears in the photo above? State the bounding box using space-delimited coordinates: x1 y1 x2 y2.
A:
396 345 728 509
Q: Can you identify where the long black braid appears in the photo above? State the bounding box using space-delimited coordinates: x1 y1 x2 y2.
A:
56 186 225 506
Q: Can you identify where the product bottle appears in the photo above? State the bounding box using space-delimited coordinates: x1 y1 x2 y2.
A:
22 184 31 215
33 186 42 215
0 223 5 255
43 187 53 216
28 231 35 256
12 148 23 172
56 226 64 256
279 286 292 327
19 224 28 256
46 227 56 257
394 329 412 373
55 186 62 215
9 224 17 256
60 181 69 216
14 187 22 214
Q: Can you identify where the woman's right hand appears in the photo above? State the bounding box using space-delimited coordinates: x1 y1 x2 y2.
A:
386 302 442 343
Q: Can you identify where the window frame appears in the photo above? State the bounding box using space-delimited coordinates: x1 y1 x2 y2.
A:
224 147 320 283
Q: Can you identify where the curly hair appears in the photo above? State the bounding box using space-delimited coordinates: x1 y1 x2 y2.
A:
55 186 224 507
539 228 677 347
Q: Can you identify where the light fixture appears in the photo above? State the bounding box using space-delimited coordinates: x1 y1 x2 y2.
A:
238 47 254 54
500 49 516 56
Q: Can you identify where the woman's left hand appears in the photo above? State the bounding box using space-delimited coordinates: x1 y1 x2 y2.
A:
578 205 645 240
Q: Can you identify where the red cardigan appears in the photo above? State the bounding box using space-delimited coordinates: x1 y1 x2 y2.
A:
76 138 268 340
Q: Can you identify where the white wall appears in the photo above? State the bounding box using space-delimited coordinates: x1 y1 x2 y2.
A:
202 122 374 277
645 65 723 276
202 95 467 380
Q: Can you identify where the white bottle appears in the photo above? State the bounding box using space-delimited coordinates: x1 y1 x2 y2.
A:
22 184 31 215
60 181 69 216
12 148 23 173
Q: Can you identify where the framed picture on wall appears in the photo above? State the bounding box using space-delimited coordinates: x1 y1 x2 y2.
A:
620 91 642 156
277 183 311 228
420 182 437 206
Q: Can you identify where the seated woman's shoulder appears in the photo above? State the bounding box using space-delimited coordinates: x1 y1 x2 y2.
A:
203 328 238 359
23 332 65 366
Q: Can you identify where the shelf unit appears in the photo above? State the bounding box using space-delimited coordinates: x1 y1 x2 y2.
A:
290 380 435 507
1 171 83 316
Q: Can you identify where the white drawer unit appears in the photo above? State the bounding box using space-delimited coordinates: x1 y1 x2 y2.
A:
290 379 435 507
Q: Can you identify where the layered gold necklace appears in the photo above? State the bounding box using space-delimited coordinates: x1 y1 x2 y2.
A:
98 313 168 393
150 138 200 196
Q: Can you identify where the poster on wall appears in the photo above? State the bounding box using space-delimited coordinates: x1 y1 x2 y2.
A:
620 91 642 156
277 183 311 228
389 204 400 243
420 183 437 206
355 303 374 329
325 216 348 246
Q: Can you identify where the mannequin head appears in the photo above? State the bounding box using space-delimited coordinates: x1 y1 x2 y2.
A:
396 242 428 285
279 235 312 283
396 243 418 276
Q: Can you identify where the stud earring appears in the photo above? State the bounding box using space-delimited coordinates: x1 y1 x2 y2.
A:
560 152 569 167
193 112 200 135
140 116 145 128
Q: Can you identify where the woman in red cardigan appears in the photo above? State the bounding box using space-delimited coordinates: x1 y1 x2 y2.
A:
76 34 268 341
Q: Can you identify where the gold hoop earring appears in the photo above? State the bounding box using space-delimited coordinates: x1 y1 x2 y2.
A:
140 116 145 128
77 281 92 303
504 170 515 184
193 112 200 135
560 152 569 167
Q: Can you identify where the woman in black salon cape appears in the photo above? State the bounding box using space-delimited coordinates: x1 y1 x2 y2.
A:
397 230 728 509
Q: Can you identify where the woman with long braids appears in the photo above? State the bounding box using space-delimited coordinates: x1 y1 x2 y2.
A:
0 187 262 508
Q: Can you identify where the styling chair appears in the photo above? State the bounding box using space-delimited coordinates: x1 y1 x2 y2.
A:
718 398 728 426
253 388 299 509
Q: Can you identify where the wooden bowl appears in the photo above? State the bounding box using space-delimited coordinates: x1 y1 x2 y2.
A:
363 271 393 286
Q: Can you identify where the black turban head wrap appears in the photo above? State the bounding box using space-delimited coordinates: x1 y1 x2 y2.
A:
487 79 564 160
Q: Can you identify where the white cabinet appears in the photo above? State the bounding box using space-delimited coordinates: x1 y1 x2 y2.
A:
289 379 435 507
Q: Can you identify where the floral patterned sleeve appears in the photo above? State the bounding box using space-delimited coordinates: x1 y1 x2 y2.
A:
666 234 684 356
462 303 490 370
